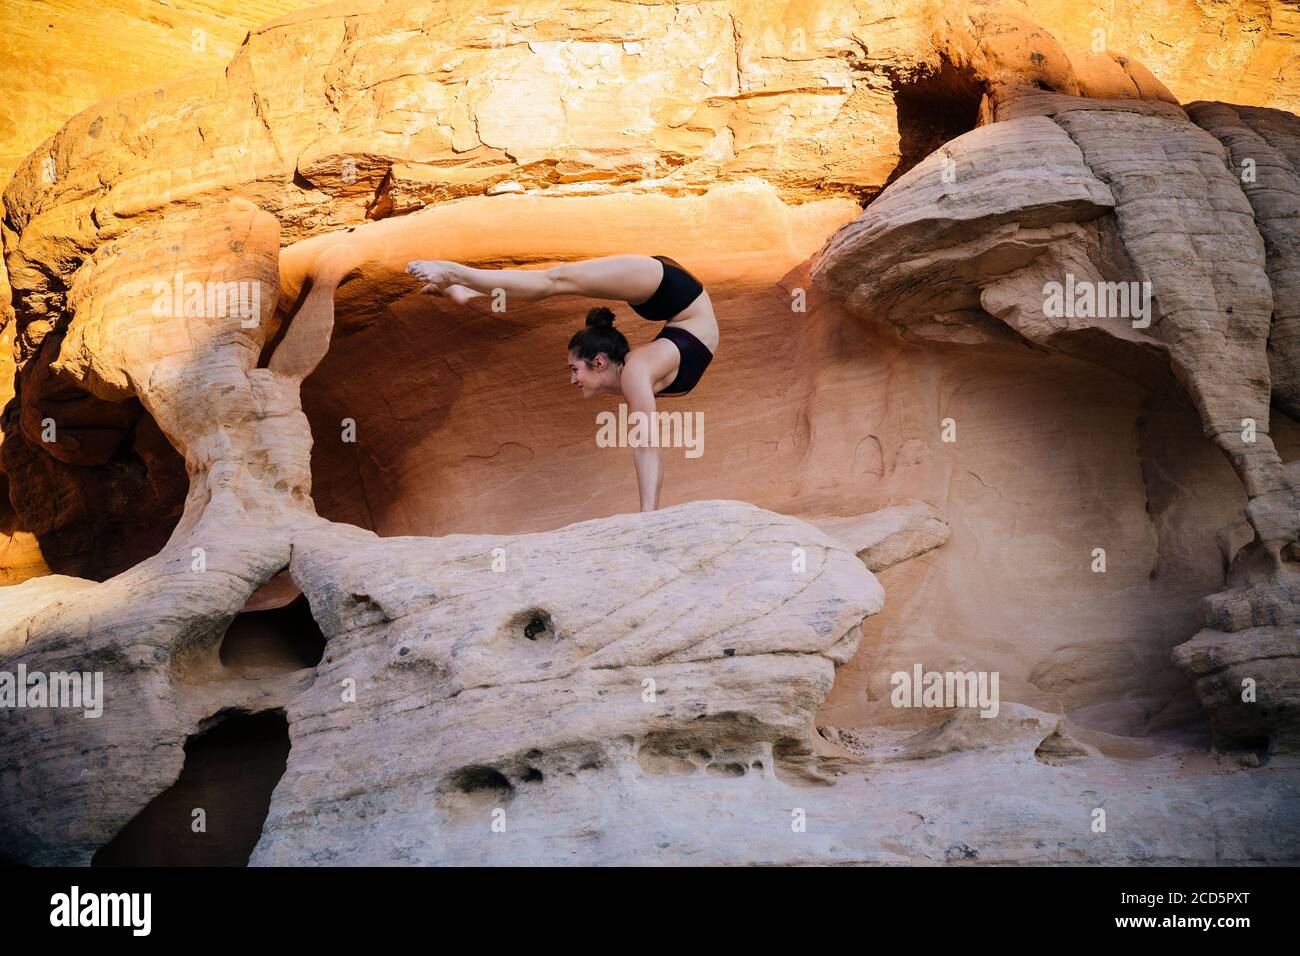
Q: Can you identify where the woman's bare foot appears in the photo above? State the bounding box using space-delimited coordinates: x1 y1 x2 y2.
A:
407 260 489 309
406 259 456 287
443 283 483 306
420 282 488 310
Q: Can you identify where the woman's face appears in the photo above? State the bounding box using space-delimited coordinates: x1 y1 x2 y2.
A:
568 350 603 397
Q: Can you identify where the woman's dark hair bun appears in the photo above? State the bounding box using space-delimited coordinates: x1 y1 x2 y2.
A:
569 306 629 365
586 306 616 328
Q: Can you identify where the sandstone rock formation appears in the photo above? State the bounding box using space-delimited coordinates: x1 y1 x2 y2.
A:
0 0 316 580
2 0 1298 865
812 77 1300 755
0 498 885 864
810 499 951 572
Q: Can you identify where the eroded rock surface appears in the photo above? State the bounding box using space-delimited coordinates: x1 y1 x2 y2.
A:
810 499 951 572
0 499 884 865
813 81 1300 756
2 1 1299 865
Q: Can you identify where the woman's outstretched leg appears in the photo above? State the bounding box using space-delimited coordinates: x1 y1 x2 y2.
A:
407 254 662 305
407 260 555 301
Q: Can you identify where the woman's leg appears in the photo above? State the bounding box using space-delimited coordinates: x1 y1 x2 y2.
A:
548 254 662 301
409 254 662 304
408 260 554 301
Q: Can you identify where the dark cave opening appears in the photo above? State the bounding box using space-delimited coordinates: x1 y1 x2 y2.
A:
219 593 327 678
883 60 986 191
92 709 290 867
450 765 515 795
1 329 188 580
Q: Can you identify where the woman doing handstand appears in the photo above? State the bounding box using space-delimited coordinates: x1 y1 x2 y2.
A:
406 254 718 512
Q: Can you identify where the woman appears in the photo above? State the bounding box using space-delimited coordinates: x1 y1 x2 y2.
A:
406 254 718 512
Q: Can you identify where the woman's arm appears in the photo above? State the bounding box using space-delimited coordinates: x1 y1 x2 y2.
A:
621 368 663 512
633 443 663 513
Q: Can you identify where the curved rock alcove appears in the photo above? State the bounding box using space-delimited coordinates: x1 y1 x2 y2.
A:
0 0 1298 865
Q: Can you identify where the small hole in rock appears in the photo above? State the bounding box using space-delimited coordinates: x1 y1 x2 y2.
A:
510 607 554 641
219 593 326 678
707 762 747 777
449 765 514 795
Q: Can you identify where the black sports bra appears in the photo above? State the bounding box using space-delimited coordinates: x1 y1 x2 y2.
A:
630 255 704 321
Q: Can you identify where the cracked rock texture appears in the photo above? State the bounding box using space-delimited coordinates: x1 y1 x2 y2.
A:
1 1 1299 864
